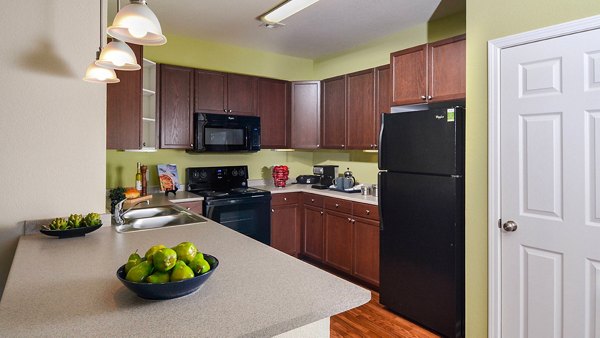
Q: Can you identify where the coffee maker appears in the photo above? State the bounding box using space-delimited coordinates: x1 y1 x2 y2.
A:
311 165 339 189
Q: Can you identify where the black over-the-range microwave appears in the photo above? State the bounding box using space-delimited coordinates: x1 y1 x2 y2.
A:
188 112 261 153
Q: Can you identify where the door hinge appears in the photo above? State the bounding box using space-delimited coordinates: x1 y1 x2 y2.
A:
497 218 502 229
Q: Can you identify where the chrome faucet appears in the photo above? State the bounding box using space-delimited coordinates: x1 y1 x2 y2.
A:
113 198 150 225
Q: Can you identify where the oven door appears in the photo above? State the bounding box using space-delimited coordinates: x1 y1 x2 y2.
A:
203 195 271 245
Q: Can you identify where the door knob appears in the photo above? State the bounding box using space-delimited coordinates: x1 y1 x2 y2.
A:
502 220 518 232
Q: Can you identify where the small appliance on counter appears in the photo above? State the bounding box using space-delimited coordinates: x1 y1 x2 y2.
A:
295 175 321 184
311 165 338 189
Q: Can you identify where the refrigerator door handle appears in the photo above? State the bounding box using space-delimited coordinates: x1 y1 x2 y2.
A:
378 113 386 170
378 171 385 231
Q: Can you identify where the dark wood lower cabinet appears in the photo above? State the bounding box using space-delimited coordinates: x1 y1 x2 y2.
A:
324 210 353 274
302 205 324 261
271 204 300 256
353 217 380 286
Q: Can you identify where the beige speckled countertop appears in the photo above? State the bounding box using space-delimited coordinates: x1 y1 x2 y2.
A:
255 184 379 205
0 219 370 337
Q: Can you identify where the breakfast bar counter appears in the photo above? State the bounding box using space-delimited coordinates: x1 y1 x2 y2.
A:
0 220 370 337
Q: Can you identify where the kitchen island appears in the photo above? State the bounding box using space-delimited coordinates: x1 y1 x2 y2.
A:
0 219 370 337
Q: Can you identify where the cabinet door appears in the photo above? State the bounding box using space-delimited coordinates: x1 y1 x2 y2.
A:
321 75 347 149
258 78 290 148
291 81 320 149
194 69 227 114
375 65 390 149
227 74 257 116
271 204 300 256
175 201 203 215
107 43 142 150
346 69 375 150
428 35 466 102
302 205 324 261
159 65 194 149
391 44 427 106
353 217 380 286
324 210 353 274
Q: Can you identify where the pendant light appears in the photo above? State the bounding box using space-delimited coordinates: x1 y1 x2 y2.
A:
84 0 119 83
107 0 167 46
96 1 140 71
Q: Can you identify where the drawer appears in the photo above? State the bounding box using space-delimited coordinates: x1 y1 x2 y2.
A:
302 193 324 207
271 193 300 206
323 197 352 214
353 202 379 221
175 201 203 215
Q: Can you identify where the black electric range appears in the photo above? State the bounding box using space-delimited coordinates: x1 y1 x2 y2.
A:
186 166 271 245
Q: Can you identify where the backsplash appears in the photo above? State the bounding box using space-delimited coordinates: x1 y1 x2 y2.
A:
106 149 378 189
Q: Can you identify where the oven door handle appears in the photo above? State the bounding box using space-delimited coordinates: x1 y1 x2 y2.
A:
204 195 270 207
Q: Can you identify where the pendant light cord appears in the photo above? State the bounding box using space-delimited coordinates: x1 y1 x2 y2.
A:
97 0 104 56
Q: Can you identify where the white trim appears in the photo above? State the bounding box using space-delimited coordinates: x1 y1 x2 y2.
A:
487 14 600 338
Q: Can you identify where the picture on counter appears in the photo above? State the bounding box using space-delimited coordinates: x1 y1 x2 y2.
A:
157 164 180 191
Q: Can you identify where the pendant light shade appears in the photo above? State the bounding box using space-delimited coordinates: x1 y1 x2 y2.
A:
83 60 120 83
96 39 140 70
107 0 167 46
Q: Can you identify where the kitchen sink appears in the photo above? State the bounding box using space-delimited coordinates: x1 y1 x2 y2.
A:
114 205 207 233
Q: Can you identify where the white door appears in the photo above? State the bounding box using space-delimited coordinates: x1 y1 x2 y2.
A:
500 28 600 337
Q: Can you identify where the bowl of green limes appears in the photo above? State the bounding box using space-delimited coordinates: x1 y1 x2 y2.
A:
116 242 219 300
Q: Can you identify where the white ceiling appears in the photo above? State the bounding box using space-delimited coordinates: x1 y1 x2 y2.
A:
109 0 465 59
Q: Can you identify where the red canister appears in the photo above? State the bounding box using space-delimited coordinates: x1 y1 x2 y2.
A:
272 165 289 187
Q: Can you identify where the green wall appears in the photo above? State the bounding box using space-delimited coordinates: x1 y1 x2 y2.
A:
465 1 600 337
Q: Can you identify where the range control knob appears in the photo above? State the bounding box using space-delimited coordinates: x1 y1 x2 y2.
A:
232 169 238 176
199 170 208 179
239 169 246 177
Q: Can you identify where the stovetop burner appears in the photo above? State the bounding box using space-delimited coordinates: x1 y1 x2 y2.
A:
186 166 270 200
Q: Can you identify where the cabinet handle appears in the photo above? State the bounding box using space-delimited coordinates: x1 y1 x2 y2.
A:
341 144 345 148
283 197 287 201
320 211 323 215
335 203 339 208
311 198 315 202
352 219 356 224
347 217 352 222
427 95 432 100
186 207 191 211
190 144 193 147
366 210 370 215
271 209 274 213
316 144 320 148
420 95 426 100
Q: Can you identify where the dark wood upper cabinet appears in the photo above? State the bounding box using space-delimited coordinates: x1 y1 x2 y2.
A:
227 74 257 116
106 43 143 150
375 65 391 148
258 78 290 149
391 34 465 105
194 69 226 114
321 75 347 149
391 44 427 106
428 35 466 102
346 69 376 150
194 70 257 116
291 81 321 149
159 64 194 149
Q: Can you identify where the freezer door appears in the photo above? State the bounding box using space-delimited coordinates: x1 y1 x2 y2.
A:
378 105 464 175
379 171 464 338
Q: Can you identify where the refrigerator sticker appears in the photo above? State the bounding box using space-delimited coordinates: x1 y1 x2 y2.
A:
447 108 455 122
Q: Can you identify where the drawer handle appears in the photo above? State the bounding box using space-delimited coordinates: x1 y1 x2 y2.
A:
366 210 370 215
311 198 315 202
320 211 324 215
283 197 287 201
187 207 191 211
352 219 356 224
271 209 274 213
335 203 339 208
347 217 352 222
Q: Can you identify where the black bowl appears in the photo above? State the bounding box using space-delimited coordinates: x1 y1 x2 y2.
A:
40 224 102 239
116 254 219 300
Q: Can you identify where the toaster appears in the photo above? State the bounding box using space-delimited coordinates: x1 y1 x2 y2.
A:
296 175 321 184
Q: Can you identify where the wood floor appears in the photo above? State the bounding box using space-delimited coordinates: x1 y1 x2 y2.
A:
331 291 440 338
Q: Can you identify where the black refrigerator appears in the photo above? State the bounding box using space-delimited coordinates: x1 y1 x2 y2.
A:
378 102 465 338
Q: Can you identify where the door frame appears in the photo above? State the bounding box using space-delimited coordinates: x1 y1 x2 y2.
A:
487 14 600 338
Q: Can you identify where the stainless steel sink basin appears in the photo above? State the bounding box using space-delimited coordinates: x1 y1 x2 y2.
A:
122 206 180 220
114 205 207 233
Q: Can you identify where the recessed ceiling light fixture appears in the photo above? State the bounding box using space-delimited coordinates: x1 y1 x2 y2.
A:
107 0 167 46
260 0 319 25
